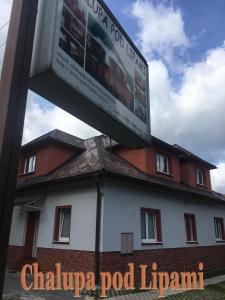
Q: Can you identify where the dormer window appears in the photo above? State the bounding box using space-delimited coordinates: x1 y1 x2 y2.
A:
156 153 169 174
24 155 36 174
196 169 204 186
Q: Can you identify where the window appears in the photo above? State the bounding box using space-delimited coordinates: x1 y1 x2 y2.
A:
24 155 36 174
53 206 71 243
121 233 133 254
184 214 197 242
141 209 162 243
156 154 169 174
214 218 225 241
196 169 204 186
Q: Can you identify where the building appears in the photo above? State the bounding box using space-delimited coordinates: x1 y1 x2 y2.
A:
7 129 225 283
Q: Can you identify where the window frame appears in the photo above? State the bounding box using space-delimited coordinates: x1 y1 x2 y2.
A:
184 213 198 243
156 153 170 175
214 217 225 241
53 206 72 244
24 155 36 174
196 168 205 186
141 208 162 244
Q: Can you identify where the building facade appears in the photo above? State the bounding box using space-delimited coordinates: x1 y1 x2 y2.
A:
7 130 225 284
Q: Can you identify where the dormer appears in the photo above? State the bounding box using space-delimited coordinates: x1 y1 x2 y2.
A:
18 130 85 178
107 136 216 191
146 137 182 182
173 144 216 191
111 136 182 183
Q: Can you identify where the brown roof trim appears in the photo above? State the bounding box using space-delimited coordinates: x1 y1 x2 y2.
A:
16 169 225 204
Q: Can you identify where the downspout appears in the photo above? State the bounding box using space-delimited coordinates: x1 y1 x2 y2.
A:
95 175 102 286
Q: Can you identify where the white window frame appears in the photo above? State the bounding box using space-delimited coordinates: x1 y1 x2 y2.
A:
214 218 224 241
58 208 71 242
196 169 204 186
141 211 157 243
24 155 36 174
156 153 169 174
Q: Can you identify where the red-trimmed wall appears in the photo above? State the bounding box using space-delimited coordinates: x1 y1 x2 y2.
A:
116 146 181 183
147 146 180 182
180 162 212 191
116 148 149 173
18 143 75 177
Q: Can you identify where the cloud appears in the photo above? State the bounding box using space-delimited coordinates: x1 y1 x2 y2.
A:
148 46 225 192
132 0 189 64
150 45 225 162
131 1 225 192
211 163 225 194
22 92 100 144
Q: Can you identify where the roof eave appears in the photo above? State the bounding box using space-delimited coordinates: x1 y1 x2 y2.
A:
16 169 225 204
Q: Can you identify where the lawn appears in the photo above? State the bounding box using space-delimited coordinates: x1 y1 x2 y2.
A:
165 281 225 300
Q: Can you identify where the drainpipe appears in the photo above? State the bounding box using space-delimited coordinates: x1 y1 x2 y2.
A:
95 175 102 286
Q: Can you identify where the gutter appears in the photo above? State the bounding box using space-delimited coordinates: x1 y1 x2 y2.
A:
95 175 102 285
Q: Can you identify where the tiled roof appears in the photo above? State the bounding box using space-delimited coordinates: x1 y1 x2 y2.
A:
21 129 85 151
173 144 217 169
17 135 225 204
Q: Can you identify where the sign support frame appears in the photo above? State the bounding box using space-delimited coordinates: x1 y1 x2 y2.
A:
0 0 38 297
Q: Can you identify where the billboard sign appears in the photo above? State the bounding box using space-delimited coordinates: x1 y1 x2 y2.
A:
30 0 151 147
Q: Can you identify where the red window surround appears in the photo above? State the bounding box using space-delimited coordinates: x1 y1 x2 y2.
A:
141 208 162 244
184 213 198 243
53 205 72 244
214 217 225 241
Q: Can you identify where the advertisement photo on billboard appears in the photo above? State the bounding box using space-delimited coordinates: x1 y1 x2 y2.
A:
30 0 151 146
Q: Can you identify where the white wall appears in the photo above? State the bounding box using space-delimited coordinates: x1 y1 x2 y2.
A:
10 178 225 253
101 179 225 251
9 182 97 251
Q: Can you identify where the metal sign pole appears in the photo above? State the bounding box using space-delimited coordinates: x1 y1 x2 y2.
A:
0 0 38 297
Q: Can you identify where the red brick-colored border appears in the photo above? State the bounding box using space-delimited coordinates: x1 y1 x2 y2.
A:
7 245 24 270
7 244 225 285
37 248 95 273
100 245 225 284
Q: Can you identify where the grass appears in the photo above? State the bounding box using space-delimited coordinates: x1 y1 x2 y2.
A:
204 268 225 279
165 281 225 299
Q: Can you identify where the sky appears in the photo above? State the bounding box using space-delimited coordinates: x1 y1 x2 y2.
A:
0 0 225 193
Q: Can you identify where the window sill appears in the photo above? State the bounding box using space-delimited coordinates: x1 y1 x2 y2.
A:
19 172 35 177
186 241 198 244
196 184 206 188
142 241 163 245
156 171 172 177
52 241 70 245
